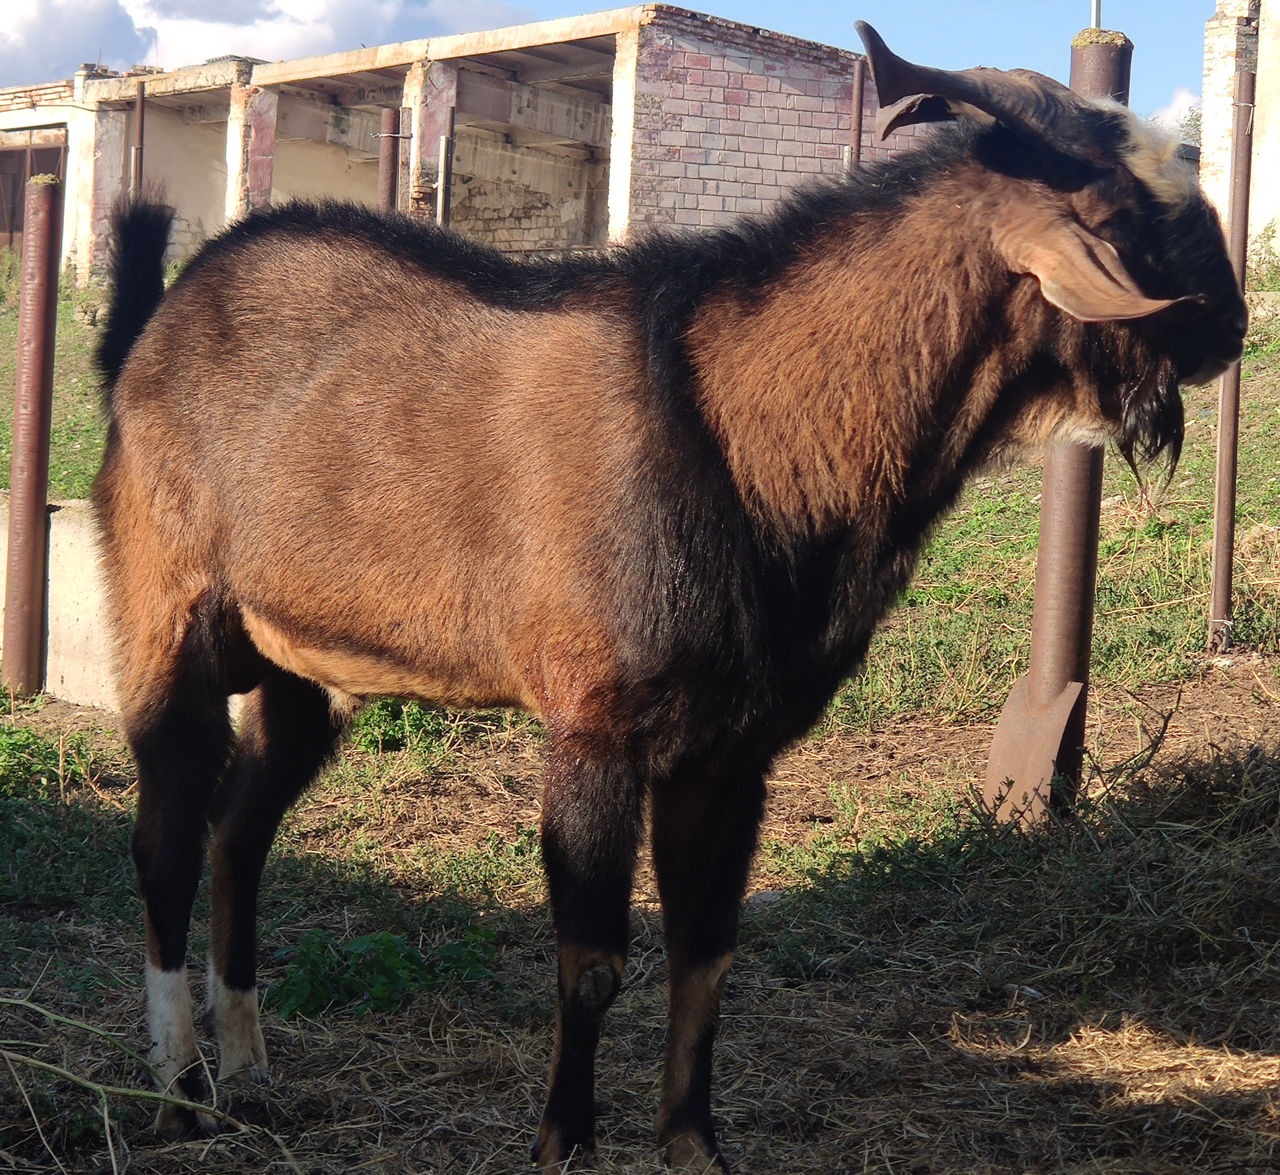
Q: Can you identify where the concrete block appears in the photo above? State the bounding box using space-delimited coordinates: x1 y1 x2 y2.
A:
0 494 118 710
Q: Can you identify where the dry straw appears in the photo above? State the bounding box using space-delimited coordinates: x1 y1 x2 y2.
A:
4 716 1280 1173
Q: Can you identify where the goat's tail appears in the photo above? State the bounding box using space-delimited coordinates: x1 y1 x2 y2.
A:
95 197 175 407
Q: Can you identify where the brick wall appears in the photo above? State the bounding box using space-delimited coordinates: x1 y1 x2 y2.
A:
0 81 73 115
444 132 605 252
627 7 916 231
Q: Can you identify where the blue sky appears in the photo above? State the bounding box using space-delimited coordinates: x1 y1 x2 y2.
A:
3 1 1216 121
708 0 1215 119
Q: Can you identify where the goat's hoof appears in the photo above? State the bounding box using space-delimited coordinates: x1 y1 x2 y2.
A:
153 1062 218 1137
532 1128 596 1171
216 1053 271 1086
661 1130 730 1173
153 1100 218 1138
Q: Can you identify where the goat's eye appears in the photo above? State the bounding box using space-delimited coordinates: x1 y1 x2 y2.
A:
1093 210 1133 246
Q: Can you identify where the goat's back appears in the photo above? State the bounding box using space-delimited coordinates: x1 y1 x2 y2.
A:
96 217 666 717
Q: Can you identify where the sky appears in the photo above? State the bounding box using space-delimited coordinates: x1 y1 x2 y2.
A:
1 0 1216 124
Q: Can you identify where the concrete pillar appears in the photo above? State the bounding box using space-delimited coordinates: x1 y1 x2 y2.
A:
57 69 115 279
83 103 127 276
607 25 640 243
1201 0 1260 230
226 80 278 221
1251 1 1279 244
404 60 457 216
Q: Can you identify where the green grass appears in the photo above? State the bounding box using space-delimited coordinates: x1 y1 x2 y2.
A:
263 925 496 1019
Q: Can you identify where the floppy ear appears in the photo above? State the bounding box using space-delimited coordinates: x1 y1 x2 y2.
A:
993 212 1197 323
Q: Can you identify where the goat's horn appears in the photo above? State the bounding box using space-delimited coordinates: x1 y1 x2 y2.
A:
855 21 1113 167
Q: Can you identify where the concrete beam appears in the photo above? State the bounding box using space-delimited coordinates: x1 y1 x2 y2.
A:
424 8 641 62
457 70 610 149
324 83 406 109
275 92 383 155
513 49 615 86
253 44 431 89
87 59 249 105
247 7 643 86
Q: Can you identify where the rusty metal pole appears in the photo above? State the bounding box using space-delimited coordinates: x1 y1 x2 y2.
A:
3 178 63 697
850 56 866 168
984 31 1132 825
130 79 145 196
1208 69 1255 653
378 106 400 211
435 107 455 228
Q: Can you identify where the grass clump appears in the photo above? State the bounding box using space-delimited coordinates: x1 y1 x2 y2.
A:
0 724 134 935
264 925 496 1019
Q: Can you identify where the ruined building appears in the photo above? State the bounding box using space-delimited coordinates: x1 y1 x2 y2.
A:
0 5 918 276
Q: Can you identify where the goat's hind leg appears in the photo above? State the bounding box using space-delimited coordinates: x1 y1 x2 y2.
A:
207 670 347 1086
124 617 236 1135
651 768 766 1173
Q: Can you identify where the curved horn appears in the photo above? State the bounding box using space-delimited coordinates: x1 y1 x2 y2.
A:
854 21 1118 166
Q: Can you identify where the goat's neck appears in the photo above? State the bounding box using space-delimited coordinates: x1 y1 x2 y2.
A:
686 210 1025 544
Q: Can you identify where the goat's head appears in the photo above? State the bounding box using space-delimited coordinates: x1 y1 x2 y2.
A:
857 22 1247 473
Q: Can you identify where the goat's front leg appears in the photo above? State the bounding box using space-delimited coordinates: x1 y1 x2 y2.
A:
534 739 643 1170
650 769 765 1173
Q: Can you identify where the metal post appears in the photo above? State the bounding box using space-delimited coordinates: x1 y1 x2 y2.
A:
850 56 866 168
984 30 1132 825
130 79 145 196
1208 69 1255 653
435 107 455 228
378 107 400 211
3 178 63 697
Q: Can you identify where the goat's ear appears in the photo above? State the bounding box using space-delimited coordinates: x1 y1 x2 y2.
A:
994 215 1196 323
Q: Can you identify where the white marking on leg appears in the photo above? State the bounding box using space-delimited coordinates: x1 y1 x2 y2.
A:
208 959 270 1083
146 962 199 1088
145 962 214 1132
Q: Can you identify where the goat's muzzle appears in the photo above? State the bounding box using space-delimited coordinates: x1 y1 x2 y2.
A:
1158 291 1247 389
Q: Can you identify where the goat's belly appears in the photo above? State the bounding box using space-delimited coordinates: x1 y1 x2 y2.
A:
239 606 535 711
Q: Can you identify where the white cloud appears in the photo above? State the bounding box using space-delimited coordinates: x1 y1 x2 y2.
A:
0 0 535 88
1150 86 1200 135
126 0 537 70
1 0 154 86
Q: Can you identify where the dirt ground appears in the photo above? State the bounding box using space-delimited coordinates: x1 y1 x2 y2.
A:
5 652 1280 1174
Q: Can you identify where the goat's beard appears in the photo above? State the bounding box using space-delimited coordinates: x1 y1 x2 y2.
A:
1117 356 1185 483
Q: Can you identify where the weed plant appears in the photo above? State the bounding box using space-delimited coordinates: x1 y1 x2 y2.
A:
264 925 496 1019
1247 220 1280 294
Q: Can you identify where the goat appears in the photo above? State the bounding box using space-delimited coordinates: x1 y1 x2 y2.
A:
93 22 1244 1172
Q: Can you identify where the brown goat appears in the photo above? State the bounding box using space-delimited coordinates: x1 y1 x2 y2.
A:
93 24 1244 1172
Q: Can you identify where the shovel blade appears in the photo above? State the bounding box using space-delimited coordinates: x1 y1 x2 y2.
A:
984 675 1083 827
